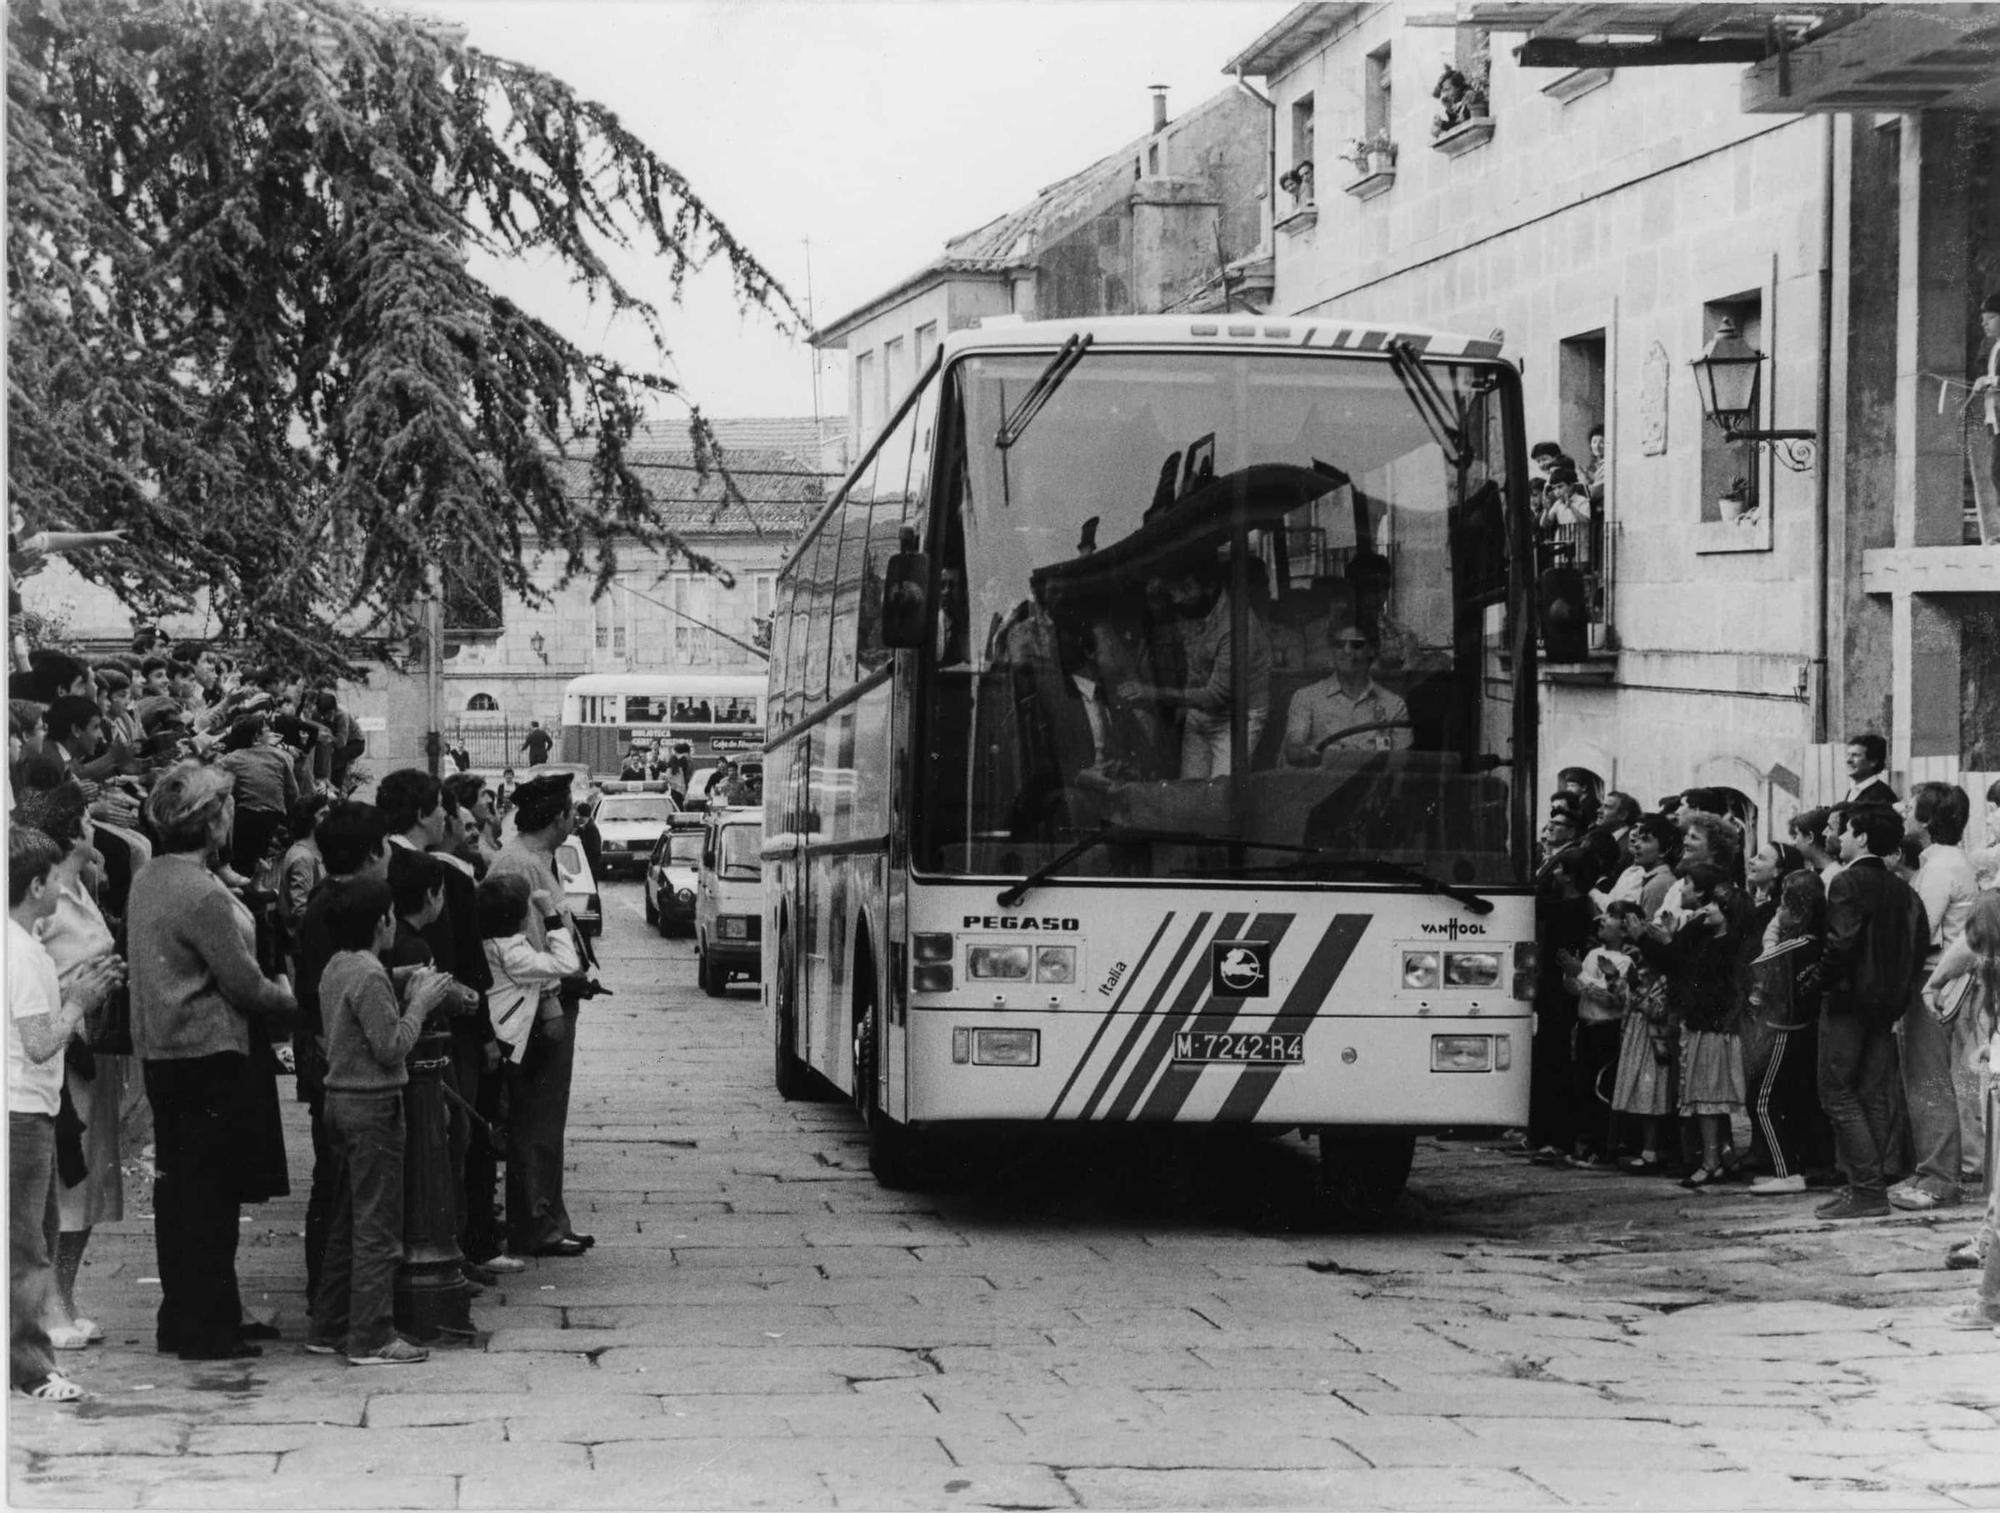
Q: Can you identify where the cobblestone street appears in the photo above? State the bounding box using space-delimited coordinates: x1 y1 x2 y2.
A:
10 882 2000 1511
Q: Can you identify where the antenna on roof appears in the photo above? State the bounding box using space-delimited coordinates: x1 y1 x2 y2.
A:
802 237 823 444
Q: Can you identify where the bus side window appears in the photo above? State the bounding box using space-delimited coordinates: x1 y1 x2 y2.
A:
828 483 871 697
800 520 837 711
770 575 801 729
859 380 930 673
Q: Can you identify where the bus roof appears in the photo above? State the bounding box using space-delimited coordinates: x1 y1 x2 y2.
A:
560 673 766 698
943 313 1504 362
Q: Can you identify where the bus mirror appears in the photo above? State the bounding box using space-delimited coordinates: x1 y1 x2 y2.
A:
882 531 929 649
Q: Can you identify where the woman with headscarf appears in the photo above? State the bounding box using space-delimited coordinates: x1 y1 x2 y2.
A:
1744 866 1827 1195
13 783 124 1349
127 763 296 1360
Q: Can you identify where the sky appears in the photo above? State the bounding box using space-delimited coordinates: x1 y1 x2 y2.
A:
408 0 1292 424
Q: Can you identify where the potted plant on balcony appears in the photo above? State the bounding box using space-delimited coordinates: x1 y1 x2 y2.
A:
1345 130 1398 179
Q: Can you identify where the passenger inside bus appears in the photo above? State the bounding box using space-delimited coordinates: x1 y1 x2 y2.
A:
1280 614 1413 764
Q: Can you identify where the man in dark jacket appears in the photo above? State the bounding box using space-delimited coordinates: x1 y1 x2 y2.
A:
1816 807 1930 1219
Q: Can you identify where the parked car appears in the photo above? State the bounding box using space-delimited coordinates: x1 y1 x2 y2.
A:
554 833 602 940
683 760 763 812
644 816 705 935
695 809 764 995
591 789 681 879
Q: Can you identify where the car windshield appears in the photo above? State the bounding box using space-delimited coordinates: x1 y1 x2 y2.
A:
718 824 763 880
914 346 1526 887
668 834 703 865
598 796 674 822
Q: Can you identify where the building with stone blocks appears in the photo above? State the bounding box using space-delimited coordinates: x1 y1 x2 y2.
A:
440 417 846 760
1226 1 1999 836
812 86 1270 450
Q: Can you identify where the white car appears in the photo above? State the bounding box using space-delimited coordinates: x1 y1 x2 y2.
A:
554 834 602 940
590 790 680 880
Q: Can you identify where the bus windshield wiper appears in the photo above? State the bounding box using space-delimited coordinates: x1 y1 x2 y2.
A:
1196 851 1494 915
1325 856 1493 915
1385 339 1469 469
995 334 1093 451
996 823 1256 909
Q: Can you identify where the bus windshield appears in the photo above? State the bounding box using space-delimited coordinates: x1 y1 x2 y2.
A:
914 346 1525 887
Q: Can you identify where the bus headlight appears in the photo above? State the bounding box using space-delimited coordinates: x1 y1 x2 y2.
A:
953 1028 1040 1066
968 945 1032 980
1402 952 1441 990
1511 944 1538 1001
1444 952 1502 987
1432 1035 1492 1072
913 933 955 993
1034 945 1076 984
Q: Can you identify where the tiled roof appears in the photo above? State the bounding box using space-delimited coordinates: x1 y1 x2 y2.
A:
815 87 1251 344
633 416 846 456
545 425 842 536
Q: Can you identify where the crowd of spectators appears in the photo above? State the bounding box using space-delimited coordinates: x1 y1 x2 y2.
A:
6 633 601 1402
1524 734 2000 1331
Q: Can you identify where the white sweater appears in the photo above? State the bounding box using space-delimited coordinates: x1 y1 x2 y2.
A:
482 927 578 1062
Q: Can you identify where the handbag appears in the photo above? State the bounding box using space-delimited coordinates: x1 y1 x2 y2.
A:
1934 971 1975 1024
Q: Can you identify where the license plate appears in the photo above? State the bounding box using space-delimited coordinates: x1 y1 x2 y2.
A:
1172 1031 1304 1064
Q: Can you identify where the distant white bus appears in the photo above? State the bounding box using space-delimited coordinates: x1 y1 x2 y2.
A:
558 672 765 775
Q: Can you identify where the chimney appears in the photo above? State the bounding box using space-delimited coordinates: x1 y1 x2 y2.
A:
1149 85 1168 133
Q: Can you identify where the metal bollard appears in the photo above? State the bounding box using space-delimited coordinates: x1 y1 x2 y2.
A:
394 1022 473 1342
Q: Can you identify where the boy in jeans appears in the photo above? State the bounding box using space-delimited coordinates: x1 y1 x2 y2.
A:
307 878 453 1365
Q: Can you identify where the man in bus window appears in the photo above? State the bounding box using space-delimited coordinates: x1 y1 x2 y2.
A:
1118 559 1270 780
1282 616 1412 765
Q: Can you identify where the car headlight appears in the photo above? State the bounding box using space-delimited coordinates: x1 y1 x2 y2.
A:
1444 951 1502 987
676 888 694 905
1402 951 1441 990
967 945 1032 980
720 916 749 940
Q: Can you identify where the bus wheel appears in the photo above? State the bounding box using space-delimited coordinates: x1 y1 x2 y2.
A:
772 935 815 1102
853 990 941 1190
1316 1130 1415 1224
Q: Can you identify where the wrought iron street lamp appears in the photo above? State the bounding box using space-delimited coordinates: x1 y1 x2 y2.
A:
1689 316 1817 471
529 630 548 664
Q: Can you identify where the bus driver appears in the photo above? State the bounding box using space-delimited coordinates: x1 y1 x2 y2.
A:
1282 616 1412 765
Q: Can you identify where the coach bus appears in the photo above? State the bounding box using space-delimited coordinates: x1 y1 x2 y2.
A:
559 672 765 775
763 314 1539 1213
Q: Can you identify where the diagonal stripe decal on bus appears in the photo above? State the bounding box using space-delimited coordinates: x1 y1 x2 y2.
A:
1215 914 1373 1123
1102 912 1251 1123
1071 911 1224 1122
1133 911 1296 1123
1044 912 1176 1120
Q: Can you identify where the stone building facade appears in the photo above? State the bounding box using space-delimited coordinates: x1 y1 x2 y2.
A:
813 86 1270 450
1227 1 1999 832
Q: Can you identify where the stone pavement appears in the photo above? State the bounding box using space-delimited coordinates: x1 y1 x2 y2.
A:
10 881 1999 1510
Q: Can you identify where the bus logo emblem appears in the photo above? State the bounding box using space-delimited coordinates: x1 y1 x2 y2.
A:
1212 942 1271 997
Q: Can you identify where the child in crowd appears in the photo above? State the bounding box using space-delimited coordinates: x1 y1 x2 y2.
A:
1561 901 1641 1167
1641 863 1752 1189
1608 899 1676 1174
477 874 578 1066
308 878 452 1366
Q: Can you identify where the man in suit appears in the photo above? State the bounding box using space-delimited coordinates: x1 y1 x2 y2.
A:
1817 806 1930 1219
1842 732 1898 809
